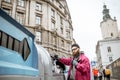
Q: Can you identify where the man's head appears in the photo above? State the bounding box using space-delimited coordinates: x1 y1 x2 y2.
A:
71 43 80 57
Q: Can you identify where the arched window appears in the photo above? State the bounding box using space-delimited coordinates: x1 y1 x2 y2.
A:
111 33 113 37
107 46 111 52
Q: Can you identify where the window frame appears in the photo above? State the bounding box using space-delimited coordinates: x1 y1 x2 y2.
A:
16 12 25 24
36 2 42 11
35 15 42 25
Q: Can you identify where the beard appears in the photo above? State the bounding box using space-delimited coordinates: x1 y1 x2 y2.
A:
72 50 79 57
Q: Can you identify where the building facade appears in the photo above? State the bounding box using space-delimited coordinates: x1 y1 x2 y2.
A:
96 5 120 68
0 0 74 57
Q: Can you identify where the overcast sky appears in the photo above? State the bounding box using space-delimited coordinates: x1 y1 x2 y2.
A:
66 0 120 61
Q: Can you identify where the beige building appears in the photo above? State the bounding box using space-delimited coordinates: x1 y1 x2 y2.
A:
0 0 75 57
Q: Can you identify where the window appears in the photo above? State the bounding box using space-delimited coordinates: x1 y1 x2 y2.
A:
50 0 54 3
111 33 113 37
107 46 111 52
61 40 64 47
17 0 25 7
36 2 42 11
60 16 63 24
51 22 55 30
54 37 57 45
59 4 62 9
16 12 25 24
66 31 70 39
67 42 70 51
60 27 63 34
51 9 55 18
3 8 11 15
109 57 113 62
52 36 57 45
35 16 41 25
35 31 41 42
4 0 11 3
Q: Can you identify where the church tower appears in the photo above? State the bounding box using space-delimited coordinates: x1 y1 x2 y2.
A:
100 4 119 39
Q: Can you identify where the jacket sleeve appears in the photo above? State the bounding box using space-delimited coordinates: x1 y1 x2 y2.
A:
58 58 72 66
75 56 90 73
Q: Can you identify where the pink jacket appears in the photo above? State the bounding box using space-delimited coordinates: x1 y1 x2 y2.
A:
59 53 90 80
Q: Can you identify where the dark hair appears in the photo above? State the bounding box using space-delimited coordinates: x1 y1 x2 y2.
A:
71 43 80 48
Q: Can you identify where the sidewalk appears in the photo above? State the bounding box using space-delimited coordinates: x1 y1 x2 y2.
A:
111 78 118 80
110 77 119 80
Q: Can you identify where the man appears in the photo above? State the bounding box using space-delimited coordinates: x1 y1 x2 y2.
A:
103 69 106 80
92 68 98 80
54 43 90 80
98 67 103 80
105 68 111 80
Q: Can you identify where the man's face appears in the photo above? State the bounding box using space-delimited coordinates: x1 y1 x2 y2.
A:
71 46 80 56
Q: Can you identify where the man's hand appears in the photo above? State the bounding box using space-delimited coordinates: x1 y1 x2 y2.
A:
54 55 59 60
71 59 78 66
